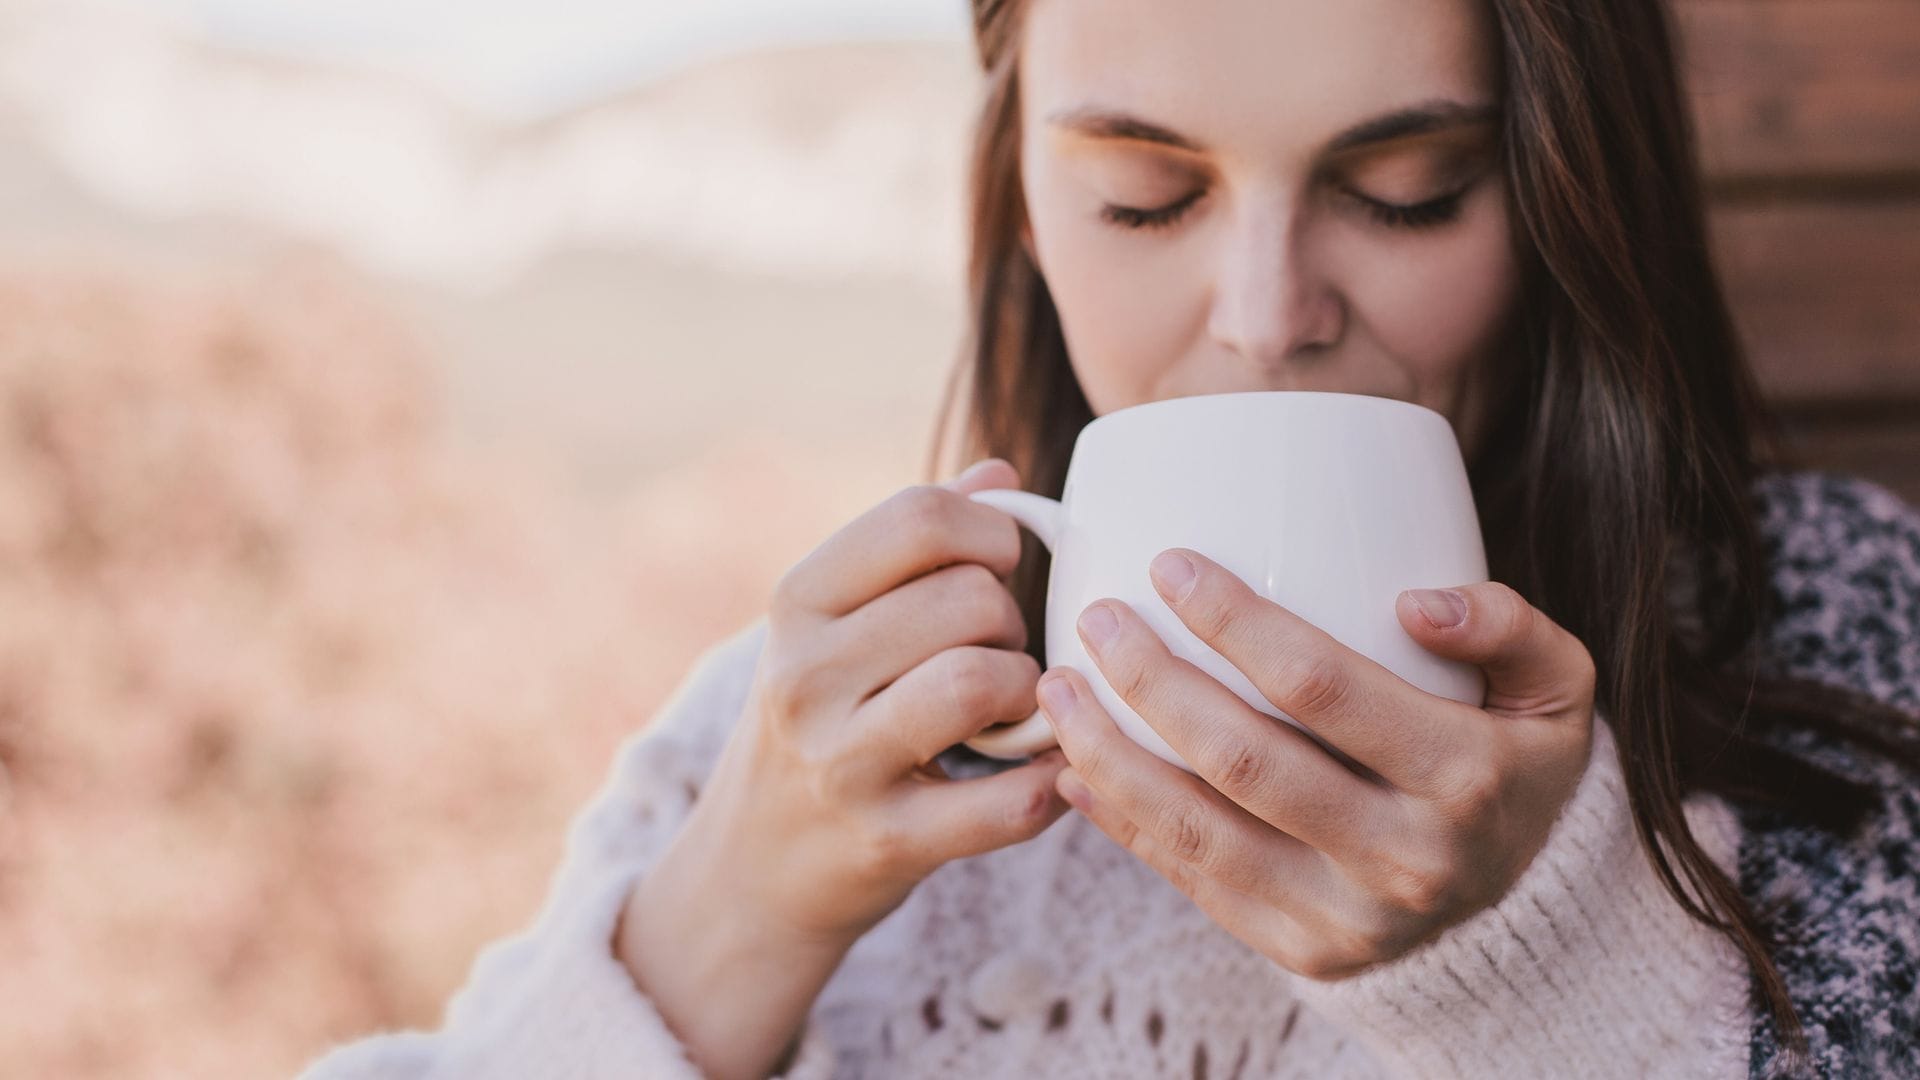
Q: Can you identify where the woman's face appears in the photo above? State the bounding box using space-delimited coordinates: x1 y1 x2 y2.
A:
1017 0 1522 461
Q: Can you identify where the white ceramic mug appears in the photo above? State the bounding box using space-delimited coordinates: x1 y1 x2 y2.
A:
962 390 1489 771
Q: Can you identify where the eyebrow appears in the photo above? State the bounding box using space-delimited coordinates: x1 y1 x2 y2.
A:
1046 99 1501 157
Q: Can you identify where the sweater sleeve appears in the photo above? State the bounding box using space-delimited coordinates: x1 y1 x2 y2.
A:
295 615 842 1080
1287 714 1752 1080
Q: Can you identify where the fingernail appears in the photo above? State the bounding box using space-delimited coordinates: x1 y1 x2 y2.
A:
1410 588 1467 629
1077 603 1119 649
1057 768 1092 811
1149 551 1196 602
1038 674 1077 718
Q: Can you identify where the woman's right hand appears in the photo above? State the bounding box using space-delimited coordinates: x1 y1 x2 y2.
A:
617 458 1070 1079
669 456 1070 944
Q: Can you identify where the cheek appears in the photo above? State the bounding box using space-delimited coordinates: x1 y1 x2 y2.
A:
1351 200 1521 385
1022 163 1204 412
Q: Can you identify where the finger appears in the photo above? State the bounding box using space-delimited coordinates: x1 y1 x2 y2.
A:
1145 549 1471 791
1069 599 1402 856
1057 765 1326 974
775 458 1024 619
854 645 1043 782
1395 581 1596 719
893 747 1072 862
940 457 1021 497
835 559 1029 696
1036 665 1320 899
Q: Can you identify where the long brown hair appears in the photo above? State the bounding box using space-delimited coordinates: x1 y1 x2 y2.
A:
928 0 1919 1068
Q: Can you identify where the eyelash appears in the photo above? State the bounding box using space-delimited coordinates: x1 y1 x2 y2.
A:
1099 191 1204 231
1351 190 1468 229
1097 187 1469 232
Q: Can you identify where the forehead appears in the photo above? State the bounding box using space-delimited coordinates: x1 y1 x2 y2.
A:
1019 0 1500 162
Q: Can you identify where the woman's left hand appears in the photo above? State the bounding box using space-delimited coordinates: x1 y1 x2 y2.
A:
1035 548 1596 981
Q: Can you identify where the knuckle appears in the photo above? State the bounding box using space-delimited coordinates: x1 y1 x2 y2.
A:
1208 740 1273 796
1329 910 1394 973
894 484 956 545
1339 901 1394 951
1502 594 1538 647
1012 649 1044 686
1114 658 1156 706
941 647 1004 718
1155 795 1212 866
1293 950 1339 981
1190 595 1241 642
1004 778 1059 837
1277 649 1349 717
952 562 1011 620
1122 812 1194 888
951 558 1001 591
1443 759 1506 819
1280 949 1325 981
925 563 1014 644
759 653 823 725
1380 858 1455 919
1483 579 1524 613
793 728 864 805
1291 936 1364 982
1070 735 1114 788
808 744 864 805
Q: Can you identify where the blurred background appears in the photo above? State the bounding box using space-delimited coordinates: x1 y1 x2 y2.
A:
0 0 1914 1076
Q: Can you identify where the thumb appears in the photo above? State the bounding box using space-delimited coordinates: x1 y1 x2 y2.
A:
1395 581 1596 717
940 456 1022 496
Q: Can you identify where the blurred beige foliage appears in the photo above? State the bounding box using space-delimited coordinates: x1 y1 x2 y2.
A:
0 256 924 1077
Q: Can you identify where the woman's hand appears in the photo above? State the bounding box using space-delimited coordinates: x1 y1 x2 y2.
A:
621 458 1071 1080
644 458 1072 948
1035 548 1596 981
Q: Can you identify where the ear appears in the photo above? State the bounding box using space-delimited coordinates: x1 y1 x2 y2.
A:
1018 218 1037 265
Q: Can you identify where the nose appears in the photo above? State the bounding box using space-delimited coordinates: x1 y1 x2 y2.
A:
1205 202 1344 366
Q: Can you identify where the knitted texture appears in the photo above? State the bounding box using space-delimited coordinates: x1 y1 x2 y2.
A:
1739 472 1920 1079
1288 718 1750 1078
297 468 1920 1079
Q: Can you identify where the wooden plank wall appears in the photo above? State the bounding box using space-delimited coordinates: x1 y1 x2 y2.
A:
1677 0 1920 505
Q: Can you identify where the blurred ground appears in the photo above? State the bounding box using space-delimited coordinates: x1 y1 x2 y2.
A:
0 8 982 1076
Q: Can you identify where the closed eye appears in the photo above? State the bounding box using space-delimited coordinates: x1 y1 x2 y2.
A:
1098 190 1205 231
1099 182 1474 233
1343 187 1470 230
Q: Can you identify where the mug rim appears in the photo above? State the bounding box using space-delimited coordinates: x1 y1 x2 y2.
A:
1084 389 1447 435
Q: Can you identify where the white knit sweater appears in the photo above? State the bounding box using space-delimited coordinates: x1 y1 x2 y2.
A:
299 615 1752 1079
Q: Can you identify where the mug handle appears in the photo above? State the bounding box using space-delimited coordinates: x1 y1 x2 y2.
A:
961 489 1066 760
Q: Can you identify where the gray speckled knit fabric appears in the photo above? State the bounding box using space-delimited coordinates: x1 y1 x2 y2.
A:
1743 471 1920 1079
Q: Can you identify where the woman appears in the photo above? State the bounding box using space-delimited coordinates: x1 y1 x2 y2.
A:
301 0 1920 1077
